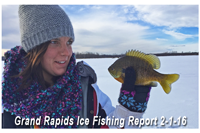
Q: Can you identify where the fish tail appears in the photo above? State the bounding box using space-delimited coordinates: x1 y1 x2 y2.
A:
159 74 179 94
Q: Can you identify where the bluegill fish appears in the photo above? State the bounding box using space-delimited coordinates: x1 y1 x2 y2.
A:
108 50 179 94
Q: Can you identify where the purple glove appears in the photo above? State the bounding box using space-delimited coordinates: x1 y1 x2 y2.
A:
118 67 151 112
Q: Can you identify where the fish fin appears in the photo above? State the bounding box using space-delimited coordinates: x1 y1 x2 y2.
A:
115 77 124 83
126 50 146 58
146 55 160 69
149 81 158 87
159 74 180 94
125 50 160 69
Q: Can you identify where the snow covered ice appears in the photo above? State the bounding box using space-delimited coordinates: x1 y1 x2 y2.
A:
77 55 199 129
2 55 198 128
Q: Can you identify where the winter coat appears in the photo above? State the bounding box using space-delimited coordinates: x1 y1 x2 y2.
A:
2 61 144 129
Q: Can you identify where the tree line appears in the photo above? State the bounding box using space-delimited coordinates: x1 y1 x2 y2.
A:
2 51 198 61
74 51 198 59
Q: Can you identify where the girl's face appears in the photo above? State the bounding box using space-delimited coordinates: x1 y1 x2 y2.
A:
41 36 73 83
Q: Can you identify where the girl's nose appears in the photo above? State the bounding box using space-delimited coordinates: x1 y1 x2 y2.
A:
60 43 71 56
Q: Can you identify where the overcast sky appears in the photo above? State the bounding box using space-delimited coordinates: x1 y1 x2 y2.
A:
2 5 199 54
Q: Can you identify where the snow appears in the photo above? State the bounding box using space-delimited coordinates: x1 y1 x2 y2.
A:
77 55 199 129
2 55 198 128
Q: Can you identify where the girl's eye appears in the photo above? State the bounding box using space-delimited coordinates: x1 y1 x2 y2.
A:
67 40 73 45
50 41 59 44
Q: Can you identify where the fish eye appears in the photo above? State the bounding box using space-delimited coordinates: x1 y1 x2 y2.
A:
109 67 114 71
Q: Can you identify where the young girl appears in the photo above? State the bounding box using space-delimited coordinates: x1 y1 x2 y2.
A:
2 5 152 128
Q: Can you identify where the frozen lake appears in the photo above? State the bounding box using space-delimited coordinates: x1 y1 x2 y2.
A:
77 55 199 129
2 55 198 128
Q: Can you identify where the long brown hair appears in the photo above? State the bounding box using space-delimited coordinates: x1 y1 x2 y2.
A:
16 41 50 91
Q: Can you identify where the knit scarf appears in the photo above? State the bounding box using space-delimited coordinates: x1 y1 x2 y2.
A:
2 46 82 128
